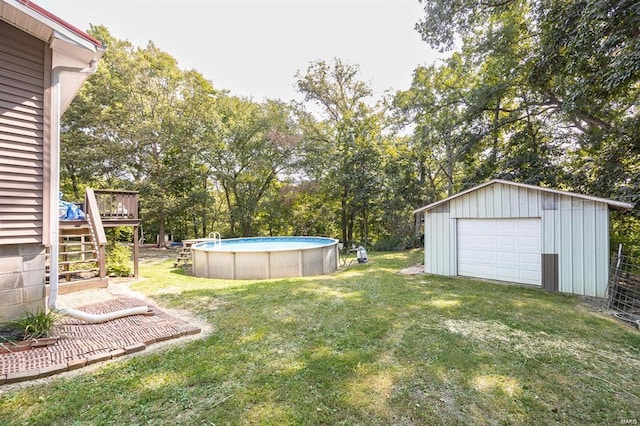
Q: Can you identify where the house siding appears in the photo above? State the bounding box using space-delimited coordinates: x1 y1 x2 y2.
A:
0 19 47 318
422 182 612 297
0 19 45 245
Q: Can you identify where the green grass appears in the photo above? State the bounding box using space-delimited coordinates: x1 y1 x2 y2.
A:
1 249 639 425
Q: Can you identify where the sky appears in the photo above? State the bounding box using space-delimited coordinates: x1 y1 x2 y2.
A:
41 0 447 103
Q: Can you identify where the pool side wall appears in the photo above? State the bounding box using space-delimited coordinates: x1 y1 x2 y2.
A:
192 242 339 280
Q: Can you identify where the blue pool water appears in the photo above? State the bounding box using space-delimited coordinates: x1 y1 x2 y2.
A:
193 236 337 252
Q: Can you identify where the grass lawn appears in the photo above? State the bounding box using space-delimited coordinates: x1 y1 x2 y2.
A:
1 249 639 424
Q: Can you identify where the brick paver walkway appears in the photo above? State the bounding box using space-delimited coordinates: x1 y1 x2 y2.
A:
0 288 201 385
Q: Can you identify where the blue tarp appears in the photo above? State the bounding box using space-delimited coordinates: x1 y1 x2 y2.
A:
59 193 86 220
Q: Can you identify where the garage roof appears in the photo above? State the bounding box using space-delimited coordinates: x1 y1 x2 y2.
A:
413 179 635 214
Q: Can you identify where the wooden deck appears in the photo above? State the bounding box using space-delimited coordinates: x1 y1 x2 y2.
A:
51 189 141 286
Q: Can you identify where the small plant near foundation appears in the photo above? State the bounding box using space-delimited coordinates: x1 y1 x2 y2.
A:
9 308 57 340
0 309 59 354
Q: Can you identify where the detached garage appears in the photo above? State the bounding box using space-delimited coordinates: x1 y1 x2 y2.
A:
414 180 634 297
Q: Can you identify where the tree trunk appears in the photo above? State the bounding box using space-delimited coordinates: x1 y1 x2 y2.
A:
414 212 422 246
363 205 368 247
347 210 355 246
157 210 166 248
341 187 348 245
192 213 199 239
68 169 80 200
446 139 454 196
202 174 208 238
241 219 252 237
491 98 501 165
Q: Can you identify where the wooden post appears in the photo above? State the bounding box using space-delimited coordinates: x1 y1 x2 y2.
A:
133 224 139 278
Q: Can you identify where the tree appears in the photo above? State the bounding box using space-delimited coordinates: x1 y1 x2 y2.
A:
201 97 299 236
394 54 476 199
62 27 221 246
60 26 136 199
118 42 198 246
296 59 383 246
415 0 640 202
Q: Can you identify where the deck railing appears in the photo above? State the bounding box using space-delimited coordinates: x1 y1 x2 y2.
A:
90 188 140 277
93 189 138 220
84 188 108 278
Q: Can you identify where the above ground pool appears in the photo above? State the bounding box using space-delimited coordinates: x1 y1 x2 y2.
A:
191 236 339 280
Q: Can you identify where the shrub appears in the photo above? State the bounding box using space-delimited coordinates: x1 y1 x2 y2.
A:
108 226 133 243
372 234 414 251
106 243 132 277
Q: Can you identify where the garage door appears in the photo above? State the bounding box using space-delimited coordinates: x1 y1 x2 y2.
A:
457 218 541 285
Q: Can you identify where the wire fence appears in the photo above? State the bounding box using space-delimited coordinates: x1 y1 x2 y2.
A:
605 248 640 329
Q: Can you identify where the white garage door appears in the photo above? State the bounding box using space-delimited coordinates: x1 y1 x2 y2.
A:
457 218 541 285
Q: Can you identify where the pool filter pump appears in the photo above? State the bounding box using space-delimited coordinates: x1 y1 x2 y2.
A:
356 246 368 263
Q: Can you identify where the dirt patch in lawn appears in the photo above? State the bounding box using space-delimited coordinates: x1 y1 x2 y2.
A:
399 265 423 275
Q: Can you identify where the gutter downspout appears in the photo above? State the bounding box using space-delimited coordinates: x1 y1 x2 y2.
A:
49 62 151 323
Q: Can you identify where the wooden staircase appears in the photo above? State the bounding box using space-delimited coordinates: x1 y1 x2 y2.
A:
50 224 108 294
46 188 141 295
60 230 98 279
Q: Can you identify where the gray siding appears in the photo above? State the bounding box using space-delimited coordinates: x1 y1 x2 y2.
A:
423 182 612 297
541 196 609 297
0 19 45 245
451 183 540 219
424 211 455 276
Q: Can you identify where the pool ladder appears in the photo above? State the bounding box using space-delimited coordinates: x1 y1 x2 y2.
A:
208 232 222 247
174 243 193 268
174 232 221 268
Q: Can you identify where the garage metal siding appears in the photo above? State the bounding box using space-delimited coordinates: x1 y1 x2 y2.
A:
572 199 585 294
542 196 610 297
0 20 45 245
594 204 609 297
451 183 541 219
424 211 454 275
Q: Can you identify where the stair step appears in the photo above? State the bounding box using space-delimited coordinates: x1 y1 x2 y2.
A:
58 258 98 267
58 250 96 256
174 248 192 267
57 268 99 276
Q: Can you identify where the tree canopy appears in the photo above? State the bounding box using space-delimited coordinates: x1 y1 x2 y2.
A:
413 0 640 201
60 2 638 252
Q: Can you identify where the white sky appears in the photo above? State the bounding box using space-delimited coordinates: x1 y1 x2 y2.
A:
41 0 446 103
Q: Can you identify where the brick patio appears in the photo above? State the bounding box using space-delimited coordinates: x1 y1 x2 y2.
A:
0 287 201 385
